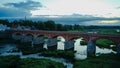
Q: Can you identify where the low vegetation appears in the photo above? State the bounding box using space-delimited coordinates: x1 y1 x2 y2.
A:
96 39 116 49
0 56 20 68
17 43 45 55
0 56 64 68
74 53 120 68
0 38 20 44
19 58 64 68
41 50 74 62
80 40 88 45
16 42 74 61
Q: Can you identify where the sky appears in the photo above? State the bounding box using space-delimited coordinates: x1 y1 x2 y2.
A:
0 0 120 25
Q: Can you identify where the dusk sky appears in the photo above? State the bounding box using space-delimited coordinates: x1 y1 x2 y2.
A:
0 0 120 25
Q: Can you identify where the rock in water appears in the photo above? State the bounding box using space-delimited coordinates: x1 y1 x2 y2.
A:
87 40 96 57
117 44 120 55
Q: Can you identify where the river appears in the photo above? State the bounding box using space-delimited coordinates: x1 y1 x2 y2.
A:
0 44 73 68
0 38 117 68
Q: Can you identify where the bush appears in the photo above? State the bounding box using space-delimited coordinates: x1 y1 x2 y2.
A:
19 58 64 68
74 53 120 68
0 55 20 68
42 50 74 61
0 56 64 68
80 40 88 45
17 43 45 55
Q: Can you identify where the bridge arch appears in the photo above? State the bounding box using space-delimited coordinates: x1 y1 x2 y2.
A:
12 32 23 40
33 34 45 44
23 33 34 42
37 35 45 37
14 32 23 36
25 33 34 37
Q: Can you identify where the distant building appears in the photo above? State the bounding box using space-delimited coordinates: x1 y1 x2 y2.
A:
11 23 31 30
116 29 120 32
0 24 10 31
87 31 98 34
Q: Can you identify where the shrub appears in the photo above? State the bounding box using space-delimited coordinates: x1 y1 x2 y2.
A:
19 58 64 68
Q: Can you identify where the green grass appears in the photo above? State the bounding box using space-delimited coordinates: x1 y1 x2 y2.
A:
0 56 64 68
68 29 120 34
42 50 74 62
17 43 45 55
0 38 20 43
97 29 120 34
96 39 116 49
0 55 20 68
74 53 120 68
19 58 64 68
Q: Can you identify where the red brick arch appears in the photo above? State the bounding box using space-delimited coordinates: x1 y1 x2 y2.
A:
7 30 120 45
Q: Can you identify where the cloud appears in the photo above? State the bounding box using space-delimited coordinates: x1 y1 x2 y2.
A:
116 6 120 9
32 14 120 25
1 14 120 25
0 0 43 17
0 7 31 17
34 14 120 22
4 0 43 10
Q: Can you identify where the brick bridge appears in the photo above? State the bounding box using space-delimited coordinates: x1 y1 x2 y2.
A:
7 30 120 43
6 30 120 55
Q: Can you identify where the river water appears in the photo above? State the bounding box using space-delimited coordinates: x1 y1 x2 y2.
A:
74 38 116 60
55 37 116 60
0 38 117 68
0 44 73 68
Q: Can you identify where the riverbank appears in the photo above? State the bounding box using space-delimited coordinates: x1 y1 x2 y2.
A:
0 44 73 68
74 53 120 68
0 55 64 68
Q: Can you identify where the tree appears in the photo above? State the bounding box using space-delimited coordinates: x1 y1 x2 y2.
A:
44 20 56 30
56 24 63 31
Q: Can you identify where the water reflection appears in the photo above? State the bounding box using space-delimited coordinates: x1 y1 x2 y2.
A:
74 38 87 60
57 36 65 50
96 46 116 54
0 38 117 61
74 38 116 60
55 37 116 60
0 44 16 53
0 44 73 68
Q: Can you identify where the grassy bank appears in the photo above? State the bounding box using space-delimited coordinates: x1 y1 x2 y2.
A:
17 43 45 55
41 50 74 62
19 58 64 68
0 56 20 68
96 39 116 51
74 53 120 68
0 38 20 44
0 55 64 68
16 43 74 61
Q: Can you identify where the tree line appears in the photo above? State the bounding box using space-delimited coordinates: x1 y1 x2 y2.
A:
0 19 84 31
0 19 120 31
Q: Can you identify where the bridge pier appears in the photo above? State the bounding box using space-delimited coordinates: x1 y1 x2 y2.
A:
46 38 58 50
57 41 65 50
43 39 48 49
12 34 22 41
33 36 44 45
64 40 75 50
87 40 96 57
21 35 33 43
117 43 120 55
20 35 34 47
